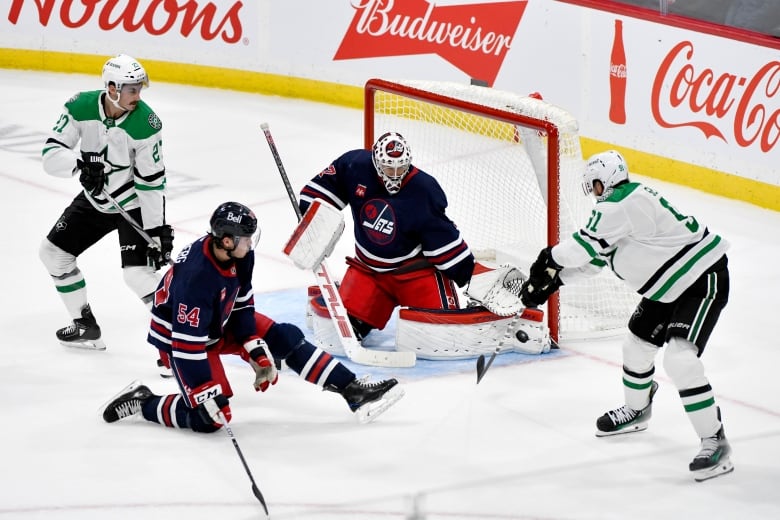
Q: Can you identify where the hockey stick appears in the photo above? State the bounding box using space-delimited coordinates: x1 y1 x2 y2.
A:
101 189 173 266
476 311 523 384
219 412 270 518
101 189 158 248
260 122 415 368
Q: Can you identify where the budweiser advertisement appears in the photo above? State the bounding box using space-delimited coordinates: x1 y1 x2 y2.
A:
334 0 529 86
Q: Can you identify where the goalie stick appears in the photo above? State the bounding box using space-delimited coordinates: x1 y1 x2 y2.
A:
260 122 416 368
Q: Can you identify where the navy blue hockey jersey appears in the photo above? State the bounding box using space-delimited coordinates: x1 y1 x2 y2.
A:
300 149 474 286
147 236 256 391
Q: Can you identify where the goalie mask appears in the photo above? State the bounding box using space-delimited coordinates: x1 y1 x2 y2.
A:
582 150 629 198
102 54 149 111
372 132 412 195
209 201 261 250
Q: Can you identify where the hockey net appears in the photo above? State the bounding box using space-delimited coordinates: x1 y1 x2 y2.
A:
365 79 638 340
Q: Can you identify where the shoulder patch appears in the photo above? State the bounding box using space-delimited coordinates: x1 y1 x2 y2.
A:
67 92 79 104
148 112 162 130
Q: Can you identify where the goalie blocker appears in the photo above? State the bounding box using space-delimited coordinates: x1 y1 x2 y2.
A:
283 199 345 270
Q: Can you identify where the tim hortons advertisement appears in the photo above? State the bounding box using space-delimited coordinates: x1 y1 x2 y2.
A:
3 0 259 63
334 0 528 86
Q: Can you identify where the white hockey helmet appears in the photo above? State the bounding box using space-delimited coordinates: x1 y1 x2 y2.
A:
102 54 149 92
582 150 629 196
372 132 412 194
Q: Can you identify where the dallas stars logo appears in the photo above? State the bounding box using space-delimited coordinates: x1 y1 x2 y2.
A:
95 145 131 183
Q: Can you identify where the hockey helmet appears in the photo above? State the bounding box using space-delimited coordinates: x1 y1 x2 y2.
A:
102 54 149 91
582 150 629 197
209 202 261 249
372 132 412 194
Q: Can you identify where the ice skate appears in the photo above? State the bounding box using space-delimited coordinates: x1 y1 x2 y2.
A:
690 413 734 482
596 381 658 437
330 377 405 424
101 380 155 423
56 304 105 350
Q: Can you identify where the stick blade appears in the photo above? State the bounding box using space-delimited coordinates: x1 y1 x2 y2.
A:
476 354 486 383
252 483 270 518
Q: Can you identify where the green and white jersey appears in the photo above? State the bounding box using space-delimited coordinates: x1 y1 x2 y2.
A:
42 90 166 229
553 182 729 303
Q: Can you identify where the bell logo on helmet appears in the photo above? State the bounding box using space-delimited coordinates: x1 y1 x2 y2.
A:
226 212 242 224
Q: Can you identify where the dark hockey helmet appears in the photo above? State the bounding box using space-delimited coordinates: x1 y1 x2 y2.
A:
209 202 260 248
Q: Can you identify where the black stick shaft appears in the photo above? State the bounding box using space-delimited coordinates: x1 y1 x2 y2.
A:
260 123 302 221
220 414 270 518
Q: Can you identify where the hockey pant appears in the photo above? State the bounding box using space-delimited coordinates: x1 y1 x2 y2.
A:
144 312 357 433
340 256 460 330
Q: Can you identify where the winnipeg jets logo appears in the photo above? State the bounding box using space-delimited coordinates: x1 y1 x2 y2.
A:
385 139 405 157
360 199 396 245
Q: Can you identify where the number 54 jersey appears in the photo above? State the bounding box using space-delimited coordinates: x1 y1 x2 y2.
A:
553 182 730 303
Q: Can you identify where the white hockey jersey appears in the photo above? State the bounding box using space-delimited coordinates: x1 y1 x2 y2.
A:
552 182 729 303
42 90 166 229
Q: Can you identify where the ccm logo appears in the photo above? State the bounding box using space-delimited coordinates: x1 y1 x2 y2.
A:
194 384 222 404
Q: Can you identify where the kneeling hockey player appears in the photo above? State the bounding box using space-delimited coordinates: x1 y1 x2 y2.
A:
289 131 554 362
102 201 404 431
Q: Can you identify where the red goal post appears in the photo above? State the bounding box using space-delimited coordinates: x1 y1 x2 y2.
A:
364 78 637 341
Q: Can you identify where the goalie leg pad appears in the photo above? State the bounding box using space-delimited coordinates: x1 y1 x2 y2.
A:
283 199 345 270
308 296 347 357
396 307 551 359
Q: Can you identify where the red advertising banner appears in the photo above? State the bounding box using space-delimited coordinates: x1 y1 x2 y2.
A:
334 0 528 86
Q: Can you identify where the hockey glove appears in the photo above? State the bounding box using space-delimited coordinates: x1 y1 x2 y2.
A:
189 381 231 427
521 247 564 308
77 151 107 196
244 339 279 392
146 224 174 270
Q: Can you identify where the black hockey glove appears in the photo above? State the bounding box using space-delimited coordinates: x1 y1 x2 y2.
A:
77 151 107 196
521 247 564 308
146 224 174 270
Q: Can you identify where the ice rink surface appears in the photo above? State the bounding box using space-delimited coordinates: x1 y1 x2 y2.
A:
1 69 779 519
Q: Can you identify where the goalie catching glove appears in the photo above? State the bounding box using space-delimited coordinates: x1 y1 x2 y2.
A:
464 262 526 316
244 338 278 392
283 199 345 270
521 247 564 308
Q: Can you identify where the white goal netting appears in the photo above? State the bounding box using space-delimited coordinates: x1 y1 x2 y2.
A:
366 79 638 338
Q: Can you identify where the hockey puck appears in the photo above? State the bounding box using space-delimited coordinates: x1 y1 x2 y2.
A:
515 329 529 343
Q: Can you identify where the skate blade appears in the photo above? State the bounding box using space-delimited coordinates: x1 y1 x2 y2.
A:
59 338 106 351
98 380 143 422
355 386 405 425
693 458 734 482
595 422 649 437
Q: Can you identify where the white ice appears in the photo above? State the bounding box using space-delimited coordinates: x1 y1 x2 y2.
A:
1 69 779 520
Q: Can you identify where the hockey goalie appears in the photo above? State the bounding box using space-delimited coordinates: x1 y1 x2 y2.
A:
284 197 554 361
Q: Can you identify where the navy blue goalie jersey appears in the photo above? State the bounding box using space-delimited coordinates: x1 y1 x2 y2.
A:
299 148 474 286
